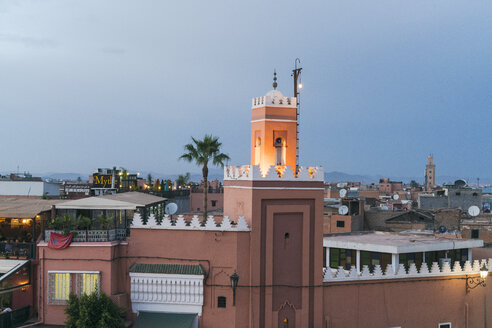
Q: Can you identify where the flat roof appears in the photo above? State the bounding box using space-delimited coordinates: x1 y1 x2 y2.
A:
323 231 484 254
55 192 167 210
100 192 166 206
0 198 62 218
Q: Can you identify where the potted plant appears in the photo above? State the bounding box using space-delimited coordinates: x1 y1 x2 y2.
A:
99 215 114 241
75 215 92 241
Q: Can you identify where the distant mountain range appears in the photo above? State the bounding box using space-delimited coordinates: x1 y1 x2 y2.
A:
5 170 489 186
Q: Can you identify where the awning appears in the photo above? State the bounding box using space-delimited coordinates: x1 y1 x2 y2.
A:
0 260 30 293
134 312 197 328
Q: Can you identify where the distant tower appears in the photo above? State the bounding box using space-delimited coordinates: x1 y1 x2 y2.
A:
250 71 297 173
425 155 436 191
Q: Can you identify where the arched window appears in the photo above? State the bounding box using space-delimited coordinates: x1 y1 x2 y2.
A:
254 137 261 165
274 137 285 166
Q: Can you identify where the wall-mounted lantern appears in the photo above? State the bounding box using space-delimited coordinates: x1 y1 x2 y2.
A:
466 264 488 293
230 270 239 306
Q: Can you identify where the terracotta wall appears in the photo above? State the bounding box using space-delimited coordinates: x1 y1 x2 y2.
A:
37 242 124 326
323 276 491 328
189 192 224 212
126 228 251 328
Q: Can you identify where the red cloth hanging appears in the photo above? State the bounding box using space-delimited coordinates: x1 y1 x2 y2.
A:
47 232 73 249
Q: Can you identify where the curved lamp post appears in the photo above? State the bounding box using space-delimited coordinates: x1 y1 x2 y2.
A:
466 264 488 293
230 270 239 306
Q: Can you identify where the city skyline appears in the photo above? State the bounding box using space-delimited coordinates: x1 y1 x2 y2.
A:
1 1 491 178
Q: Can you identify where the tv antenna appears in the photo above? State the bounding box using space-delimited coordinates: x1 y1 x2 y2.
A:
338 205 349 215
165 203 178 219
468 205 480 217
292 58 302 173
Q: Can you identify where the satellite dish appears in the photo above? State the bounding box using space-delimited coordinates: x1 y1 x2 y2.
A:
439 225 447 233
381 206 389 211
468 205 480 217
165 203 178 215
339 189 347 198
393 194 400 200
338 205 349 215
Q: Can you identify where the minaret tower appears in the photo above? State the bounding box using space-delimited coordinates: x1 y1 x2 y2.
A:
425 155 436 191
250 71 297 173
224 71 324 328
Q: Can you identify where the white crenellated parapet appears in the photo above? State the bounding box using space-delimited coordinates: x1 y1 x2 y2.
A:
251 93 296 108
323 259 492 282
224 165 324 182
131 214 250 232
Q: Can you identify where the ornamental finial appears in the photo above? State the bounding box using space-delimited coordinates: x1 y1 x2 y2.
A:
272 70 277 90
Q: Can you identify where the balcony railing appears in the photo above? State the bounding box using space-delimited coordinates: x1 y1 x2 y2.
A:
44 229 126 242
0 306 30 328
0 243 35 260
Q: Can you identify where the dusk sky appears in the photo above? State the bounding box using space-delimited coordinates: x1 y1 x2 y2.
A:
1 1 491 180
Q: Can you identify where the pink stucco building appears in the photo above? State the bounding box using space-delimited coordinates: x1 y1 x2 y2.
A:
25 77 492 327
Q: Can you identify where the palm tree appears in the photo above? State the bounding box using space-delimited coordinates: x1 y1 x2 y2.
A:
180 135 229 218
176 172 191 188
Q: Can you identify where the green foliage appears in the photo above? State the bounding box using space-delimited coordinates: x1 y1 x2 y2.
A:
99 215 114 230
147 173 153 187
176 172 191 187
179 135 229 218
64 292 124 328
410 180 420 188
65 293 80 328
65 293 125 328
76 215 92 230
48 215 75 235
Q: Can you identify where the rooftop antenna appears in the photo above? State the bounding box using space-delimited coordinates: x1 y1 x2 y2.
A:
292 58 302 173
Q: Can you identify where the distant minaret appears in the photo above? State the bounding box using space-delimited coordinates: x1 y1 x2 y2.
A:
425 155 436 191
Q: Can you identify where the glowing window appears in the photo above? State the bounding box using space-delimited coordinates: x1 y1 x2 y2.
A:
80 273 100 295
51 273 70 303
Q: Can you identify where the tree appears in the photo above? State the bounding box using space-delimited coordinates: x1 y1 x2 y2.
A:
176 172 191 188
65 292 124 328
410 180 420 188
180 135 229 218
146 173 153 189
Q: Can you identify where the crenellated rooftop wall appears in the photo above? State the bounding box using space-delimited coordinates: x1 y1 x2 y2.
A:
224 165 323 181
252 95 296 108
131 213 250 232
323 259 492 282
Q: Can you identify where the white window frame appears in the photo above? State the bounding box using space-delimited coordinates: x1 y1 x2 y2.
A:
439 323 452 328
47 271 100 305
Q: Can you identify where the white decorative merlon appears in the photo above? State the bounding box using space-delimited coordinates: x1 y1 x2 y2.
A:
323 259 492 282
130 272 204 315
131 214 250 232
252 90 296 109
224 165 324 182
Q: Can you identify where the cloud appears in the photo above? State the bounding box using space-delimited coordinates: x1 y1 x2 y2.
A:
101 47 126 55
0 33 58 48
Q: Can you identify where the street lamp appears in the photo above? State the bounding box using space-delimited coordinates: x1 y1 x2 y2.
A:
466 264 488 293
230 270 239 306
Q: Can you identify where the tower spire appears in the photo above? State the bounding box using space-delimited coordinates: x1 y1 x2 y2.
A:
272 70 277 90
